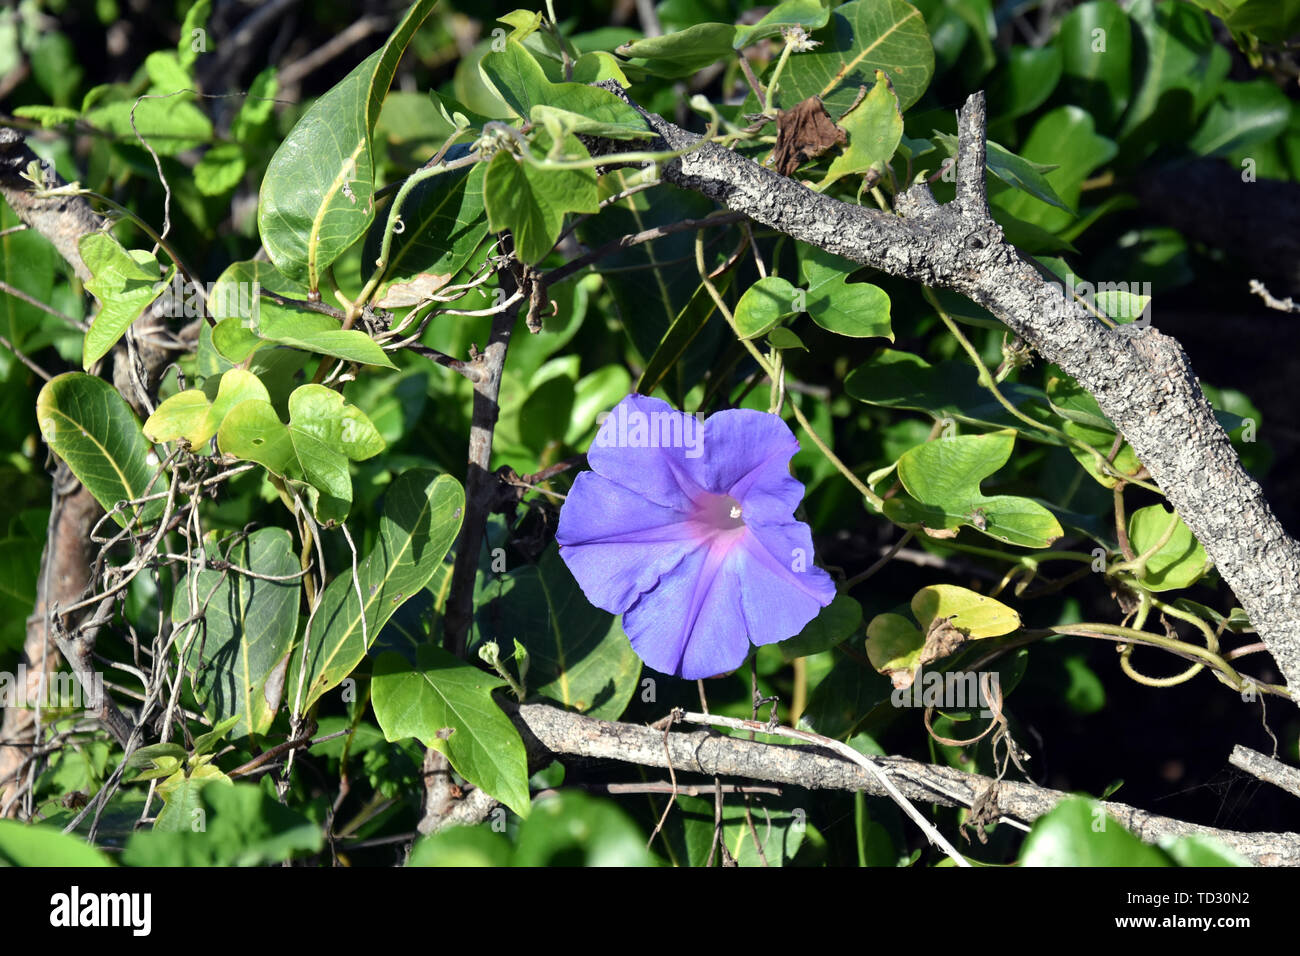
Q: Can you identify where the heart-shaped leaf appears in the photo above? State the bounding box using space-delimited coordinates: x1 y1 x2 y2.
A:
886 430 1064 547
372 644 530 817
1127 505 1209 592
80 233 171 369
482 131 600 264
217 384 385 522
734 276 799 339
482 40 650 138
798 244 892 338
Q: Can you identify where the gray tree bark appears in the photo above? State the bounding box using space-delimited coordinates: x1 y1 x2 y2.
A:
592 86 1300 695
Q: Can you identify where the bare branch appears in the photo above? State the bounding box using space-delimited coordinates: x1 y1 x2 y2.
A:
587 84 1300 695
507 702 1300 866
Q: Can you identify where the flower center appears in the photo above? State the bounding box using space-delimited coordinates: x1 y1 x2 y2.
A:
694 493 746 532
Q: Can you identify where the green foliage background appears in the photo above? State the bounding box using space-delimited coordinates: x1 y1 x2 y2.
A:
0 0 1297 867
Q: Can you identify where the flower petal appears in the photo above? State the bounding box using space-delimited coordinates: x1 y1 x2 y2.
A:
622 534 751 679
681 408 803 507
556 471 701 614
586 393 706 510
734 521 836 645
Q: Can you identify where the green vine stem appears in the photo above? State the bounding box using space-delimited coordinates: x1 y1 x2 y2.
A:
1109 507 1183 578
923 286 1161 494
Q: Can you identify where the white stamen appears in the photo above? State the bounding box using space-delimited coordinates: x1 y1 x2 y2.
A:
730 505 743 520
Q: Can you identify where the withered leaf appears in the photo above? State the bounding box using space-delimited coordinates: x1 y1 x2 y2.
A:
919 615 969 667
376 271 453 308
773 97 846 177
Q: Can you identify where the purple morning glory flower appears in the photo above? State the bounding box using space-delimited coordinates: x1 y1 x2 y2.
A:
556 393 836 679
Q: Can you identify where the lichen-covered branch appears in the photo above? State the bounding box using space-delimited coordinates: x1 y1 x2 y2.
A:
593 84 1300 695
504 702 1299 866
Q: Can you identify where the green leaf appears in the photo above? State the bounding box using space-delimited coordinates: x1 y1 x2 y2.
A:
1062 419 1144 488
79 233 170 369
36 373 162 526
481 40 651 138
126 742 189 772
734 276 798 339
617 23 739 78
482 132 599 264
478 38 551 118
991 107 1118 232
518 371 575 456
208 259 300 322
0 537 41 652
1189 79 1292 157
143 388 213 446
12 105 80 128
934 132 1073 214
145 50 191 94
0 820 113 866
293 470 464 710
733 0 833 49
1045 367 1114 431
0 211 58 361
767 327 807 350
194 142 246 196
258 306 396 369
845 349 1051 437
779 593 862 660
635 271 735 400
571 51 631 85
372 644 530 817
512 791 652 865
1121 1 1229 150
1127 505 1209 591
408 825 513 866
218 384 386 522
1058 1 1133 129
802 649 893 739
888 430 1064 547
987 47 1062 123
799 244 892 338
911 583 1020 636
209 260 395 368
231 67 278 140
579 178 720 392
191 714 243 757
1183 0 1300 46
819 69 903 188
473 546 642 721
177 0 211 71
217 400 295 476
1159 834 1252 867
172 529 300 738
771 0 935 113
84 95 212 156
145 367 271 448
864 612 924 681
567 365 634 445
154 763 231 832
257 0 438 288
123 781 322 866
1020 797 1172 866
